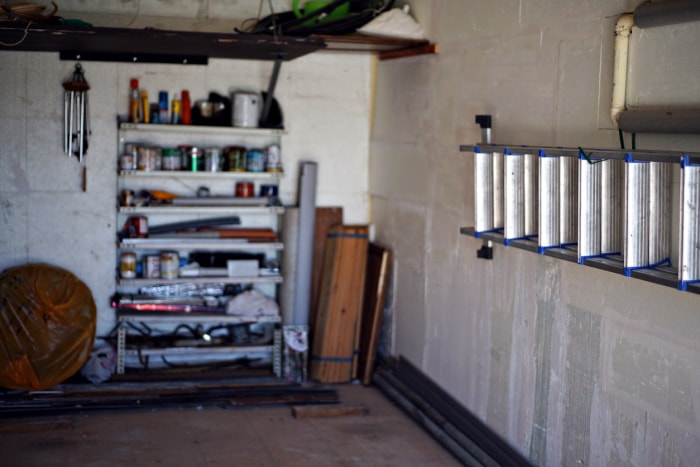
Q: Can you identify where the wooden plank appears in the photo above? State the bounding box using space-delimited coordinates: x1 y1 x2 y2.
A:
0 419 73 433
309 207 343 334
358 243 392 385
379 43 439 61
310 225 369 383
291 403 370 419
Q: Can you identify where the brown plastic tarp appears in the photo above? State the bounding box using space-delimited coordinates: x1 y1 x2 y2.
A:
0 263 96 390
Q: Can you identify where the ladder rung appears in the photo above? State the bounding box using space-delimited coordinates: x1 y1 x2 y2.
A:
538 152 560 249
680 156 700 288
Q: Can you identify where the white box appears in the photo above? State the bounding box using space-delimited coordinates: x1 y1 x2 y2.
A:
227 260 260 277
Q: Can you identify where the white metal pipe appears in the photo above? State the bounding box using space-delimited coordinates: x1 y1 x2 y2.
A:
611 13 634 127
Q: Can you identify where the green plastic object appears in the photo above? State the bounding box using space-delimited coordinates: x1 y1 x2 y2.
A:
293 0 351 25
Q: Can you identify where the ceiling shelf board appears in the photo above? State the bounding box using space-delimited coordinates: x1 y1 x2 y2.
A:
0 23 325 62
0 23 437 63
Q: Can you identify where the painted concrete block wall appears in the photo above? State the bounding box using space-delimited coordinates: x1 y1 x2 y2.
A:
371 0 700 465
0 46 372 336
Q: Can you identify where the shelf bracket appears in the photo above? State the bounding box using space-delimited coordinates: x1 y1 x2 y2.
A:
261 55 283 127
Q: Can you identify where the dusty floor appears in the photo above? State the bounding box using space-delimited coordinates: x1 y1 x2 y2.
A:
0 383 461 466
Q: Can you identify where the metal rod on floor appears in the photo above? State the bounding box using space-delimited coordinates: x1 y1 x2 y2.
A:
374 369 492 467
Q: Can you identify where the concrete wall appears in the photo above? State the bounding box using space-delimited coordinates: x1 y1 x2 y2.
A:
0 1 372 336
371 0 700 465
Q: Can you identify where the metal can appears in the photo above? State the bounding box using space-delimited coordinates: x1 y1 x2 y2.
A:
124 142 140 158
124 215 148 238
205 147 223 172
259 184 278 197
264 144 282 172
224 146 246 172
138 146 161 171
120 189 134 207
160 251 179 279
246 148 265 172
161 147 182 170
181 146 204 172
119 153 136 171
120 252 137 279
235 181 255 197
143 255 160 278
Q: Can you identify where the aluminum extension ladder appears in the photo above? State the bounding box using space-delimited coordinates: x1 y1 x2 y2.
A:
465 143 700 291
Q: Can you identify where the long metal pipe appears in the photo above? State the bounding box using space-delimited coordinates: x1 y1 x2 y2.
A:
618 108 700 134
634 0 700 29
373 370 487 466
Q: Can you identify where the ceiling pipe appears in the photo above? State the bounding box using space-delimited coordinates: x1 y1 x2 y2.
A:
610 3 700 134
634 0 700 29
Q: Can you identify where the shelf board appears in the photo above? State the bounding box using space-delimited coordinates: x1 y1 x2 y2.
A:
121 345 274 357
118 312 280 324
316 34 438 60
118 205 285 215
0 24 324 62
118 170 282 181
119 122 286 137
117 275 283 286
119 239 283 251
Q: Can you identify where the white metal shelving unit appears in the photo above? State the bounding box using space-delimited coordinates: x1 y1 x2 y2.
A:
114 122 286 375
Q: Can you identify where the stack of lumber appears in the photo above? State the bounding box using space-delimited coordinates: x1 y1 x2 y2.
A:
310 225 369 383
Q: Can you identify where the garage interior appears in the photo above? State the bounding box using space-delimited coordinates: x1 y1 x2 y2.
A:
1 1 700 466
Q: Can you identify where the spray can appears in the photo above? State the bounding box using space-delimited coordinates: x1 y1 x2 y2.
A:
140 90 150 124
171 93 181 124
158 91 169 124
181 90 192 125
128 79 140 123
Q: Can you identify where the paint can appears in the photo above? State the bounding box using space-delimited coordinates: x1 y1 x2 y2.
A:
246 148 265 172
235 181 255 197
232 91 261 128
224 146 246 172
205 147 223 172
161 148 182 170
264 144 282 172
160 251 179 279
120 252 137 279
143 255 160 278
119 153 136 171
138 146 161 171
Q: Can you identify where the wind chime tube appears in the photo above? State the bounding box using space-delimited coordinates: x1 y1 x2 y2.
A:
63 93 69 155
67 91 74 158
78 92 85 161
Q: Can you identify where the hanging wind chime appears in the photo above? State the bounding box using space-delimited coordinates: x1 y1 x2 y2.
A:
62 63 90 162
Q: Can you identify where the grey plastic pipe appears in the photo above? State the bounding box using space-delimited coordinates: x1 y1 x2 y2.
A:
618 108 700 134
634 0 700 29
611 2 700 134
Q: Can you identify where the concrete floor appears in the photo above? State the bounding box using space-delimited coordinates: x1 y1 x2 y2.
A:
0 383 461 466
